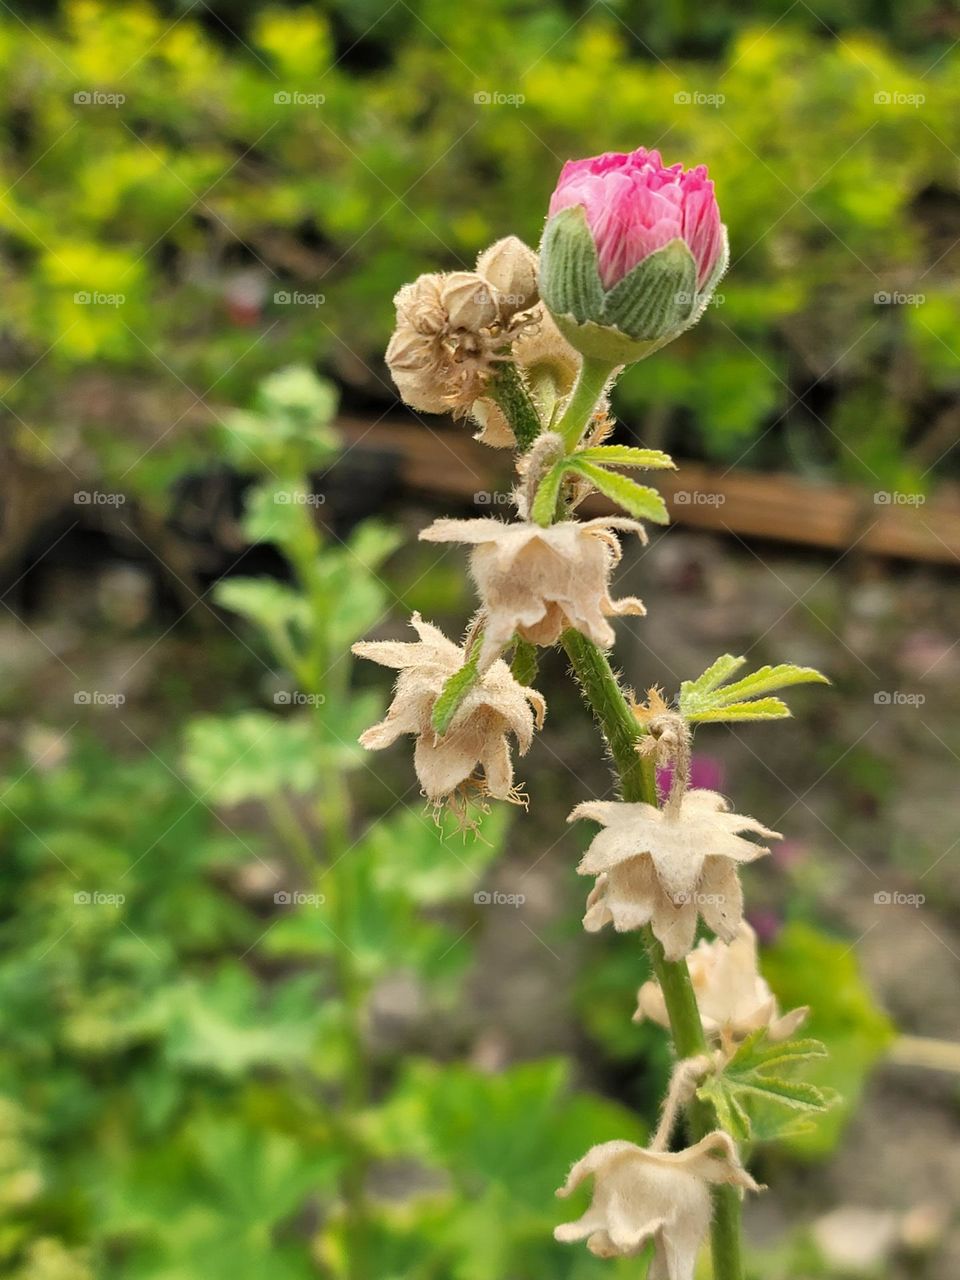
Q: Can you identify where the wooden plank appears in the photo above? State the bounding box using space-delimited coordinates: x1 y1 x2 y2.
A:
337 416 960 566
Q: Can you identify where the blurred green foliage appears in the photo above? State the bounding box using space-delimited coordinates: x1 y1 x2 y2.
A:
2 0 959 504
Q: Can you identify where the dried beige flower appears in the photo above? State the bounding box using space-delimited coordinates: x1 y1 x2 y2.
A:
386 239 543 419
555 1131 760 1271
635 922 808 1041
419 517 646 669
352 613 545 810
569 790 781 961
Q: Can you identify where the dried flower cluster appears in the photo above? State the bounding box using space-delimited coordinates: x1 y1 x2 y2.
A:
385 236 580 444
356 146 828 1280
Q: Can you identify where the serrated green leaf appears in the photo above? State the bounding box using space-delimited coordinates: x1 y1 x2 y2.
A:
733 1076 833 1110
679 654 747 704
564 459 669 524
761 922 895 1155
706 662 831 707
697 1028 838 1144
739 1035 829 1073
679 655 829 721
431 649 481 735
685 697 792 723
574 445 676 470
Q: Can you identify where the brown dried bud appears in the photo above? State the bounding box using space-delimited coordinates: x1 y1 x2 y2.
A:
477 236 539 315
441 271 501 331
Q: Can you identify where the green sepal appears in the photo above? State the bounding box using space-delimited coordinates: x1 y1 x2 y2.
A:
510 638 539 688
601 237 698 339
539 205 605 325
431 646 482 736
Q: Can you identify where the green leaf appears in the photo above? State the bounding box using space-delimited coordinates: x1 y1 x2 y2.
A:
215 577 309 632
679 655 830 721
431 648 481 735
182 712 319 804
345 519 404 573
574 445 676 470
531 460 568 526
679 654 747 703
148 964 326 1078
697 1028 837 1144
685 697 792 723
761 922 895 1155
564 458 669 524
705 662 831 707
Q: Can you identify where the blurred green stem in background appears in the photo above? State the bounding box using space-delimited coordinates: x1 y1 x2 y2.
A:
270 480 371 1280
561 631 745 1280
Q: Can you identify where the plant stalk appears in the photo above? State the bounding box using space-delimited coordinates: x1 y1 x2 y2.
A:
554 355 617 452
561 629 746 1280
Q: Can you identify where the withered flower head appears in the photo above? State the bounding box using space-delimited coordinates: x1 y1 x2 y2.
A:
555 1132 759 1272
569 790 780 960
635 922 808 1042
419 516 646 669
352 613 545 813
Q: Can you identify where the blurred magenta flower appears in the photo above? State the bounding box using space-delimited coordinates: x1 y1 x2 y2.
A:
539 147 728 364
657 752 725 802
548 148 725 291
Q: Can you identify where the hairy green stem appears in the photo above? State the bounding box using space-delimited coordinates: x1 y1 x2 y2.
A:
553 355 617 452
560 630 745 1280
490 361 543 451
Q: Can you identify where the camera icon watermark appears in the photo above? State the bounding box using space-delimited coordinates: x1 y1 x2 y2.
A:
273 290 325 307
873 690 925 707
473 889 526 908
74 90 125 107
74 890 126 905
74 490 126 506
274 490 326 506
473 90 525 107
874 890 925 907
74 690 126 707
273 691 326 706
473 491 511 506
74 291 125 307
274 890 326 906
874 90 925 108
874 290 924 307
673 490 726 506
873 490 925 506
671 890 726 906
673 89 725 108
273 90 325 107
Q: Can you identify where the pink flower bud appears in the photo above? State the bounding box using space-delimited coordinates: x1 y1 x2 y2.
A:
539 147 728 364
548 147 724 291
